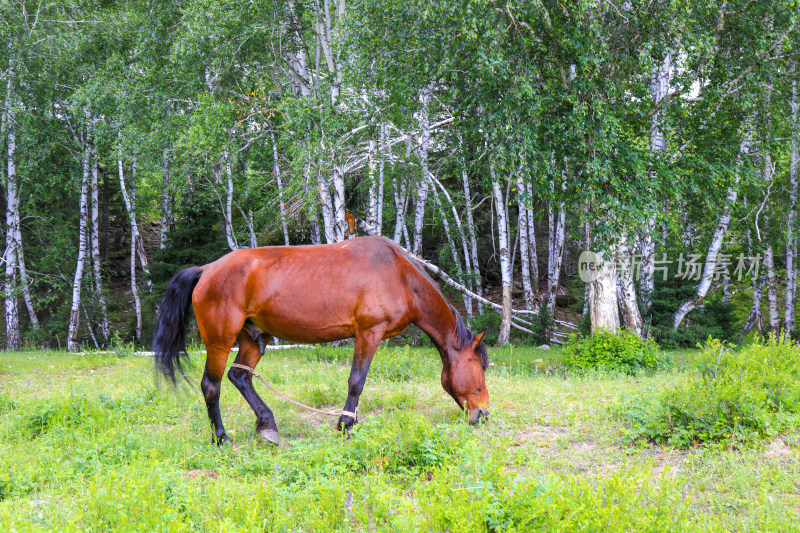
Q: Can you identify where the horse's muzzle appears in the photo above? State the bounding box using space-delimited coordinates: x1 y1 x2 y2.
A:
469 407 489 425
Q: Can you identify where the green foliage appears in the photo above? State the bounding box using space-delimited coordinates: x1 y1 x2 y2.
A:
621 337 800 449
564 329 666 375
529 305 555 346
647 265 737 349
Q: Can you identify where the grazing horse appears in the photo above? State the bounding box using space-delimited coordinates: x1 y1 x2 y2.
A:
153 236 489 445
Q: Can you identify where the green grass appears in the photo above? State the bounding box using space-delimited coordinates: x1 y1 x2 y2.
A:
1 345 798 531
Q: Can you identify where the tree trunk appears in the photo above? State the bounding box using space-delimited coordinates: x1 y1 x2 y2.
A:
764 243 780 336
428 172 472 314
641 53 672 311
392 174 409 247
516 171 534 309
525 181 539 295
786 72 798 335
159 148 172 249
89 137 109 340
331 164 347 241
458 136 483 310
222 151 238 250
68 139 91 351
432 189 471 316
617 234 643 335
491 164 512 345
673 123 751 329
588 251 620 333
118 153 143 342
376 122 386 235
4 78 20 349
546 178 566 312
412 84 433 255
272 133 290 246
367 139 378 229
319 170 337 243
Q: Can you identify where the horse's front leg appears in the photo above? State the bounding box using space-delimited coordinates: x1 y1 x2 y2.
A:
228 331 281 445
338 329 383 433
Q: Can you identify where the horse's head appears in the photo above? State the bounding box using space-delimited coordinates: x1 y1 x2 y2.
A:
442 321 490 424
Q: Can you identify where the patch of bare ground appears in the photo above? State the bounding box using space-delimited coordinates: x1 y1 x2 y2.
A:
184 469 218 480
763 437 799 464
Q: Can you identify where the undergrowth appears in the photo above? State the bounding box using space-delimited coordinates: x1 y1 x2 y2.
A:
563 329 668 375
620 336 800 449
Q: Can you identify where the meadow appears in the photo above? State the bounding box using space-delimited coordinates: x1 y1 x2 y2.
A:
0 343 798 531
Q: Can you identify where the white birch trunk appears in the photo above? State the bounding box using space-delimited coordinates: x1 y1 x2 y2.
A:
412 84 433 255
491 165 512 345
159 148 171 250
331 165 347 241
367 139 378 228
672 124 751 329
428 172 473 315
392 175 409 245
641 53 672 311
89 139 109 340
4 78 20 349
222 151 238 250
546 178 566 312
736 211 764 342
15 224 38 330
526 181 539 294
118 153 143 341
432 190 472 316
272 133 290 246
303 163 322 245
516 172 534 309
68 140 91 351
787 73 799 334
617 234 643 335
318 171 337 244
589 251 620 333
376 123 386 235
3 77 38 331
764 243 780 336
463 166 483 309
456 133 482 306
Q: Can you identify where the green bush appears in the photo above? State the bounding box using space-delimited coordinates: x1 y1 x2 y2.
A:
563 329 666 375
621 336 800 448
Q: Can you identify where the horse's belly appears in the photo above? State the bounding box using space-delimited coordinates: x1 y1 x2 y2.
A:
248 297 359 344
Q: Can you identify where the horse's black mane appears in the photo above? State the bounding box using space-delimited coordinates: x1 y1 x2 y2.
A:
449 304 490 371
395 243 489 370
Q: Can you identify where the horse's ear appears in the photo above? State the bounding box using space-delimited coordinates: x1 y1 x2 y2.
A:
473 330 486 347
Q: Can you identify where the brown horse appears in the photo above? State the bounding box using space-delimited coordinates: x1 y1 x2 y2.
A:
153 236 489 445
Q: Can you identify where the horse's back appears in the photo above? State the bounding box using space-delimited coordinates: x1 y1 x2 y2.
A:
192 237 418 343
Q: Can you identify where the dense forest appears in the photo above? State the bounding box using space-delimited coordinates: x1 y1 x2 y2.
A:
1 0 798 351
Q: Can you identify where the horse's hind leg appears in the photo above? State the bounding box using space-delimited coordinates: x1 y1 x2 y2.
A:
227 331 280 445
201 343 234 445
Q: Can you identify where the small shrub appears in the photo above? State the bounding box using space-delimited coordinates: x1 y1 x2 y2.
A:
563 329 665 375
529 306 555 346
621 336 800 448
110 332 135 358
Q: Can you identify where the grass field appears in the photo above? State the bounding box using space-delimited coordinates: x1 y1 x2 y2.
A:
1 344 798 531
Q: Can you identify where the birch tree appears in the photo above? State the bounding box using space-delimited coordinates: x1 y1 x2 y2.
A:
491 163 512 345
786 70 798 335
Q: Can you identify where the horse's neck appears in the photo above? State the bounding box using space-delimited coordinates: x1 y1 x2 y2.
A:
412 278 455 354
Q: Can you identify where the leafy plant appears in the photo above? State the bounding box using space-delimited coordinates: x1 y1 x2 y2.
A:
563 329 666 375
621 336 800 448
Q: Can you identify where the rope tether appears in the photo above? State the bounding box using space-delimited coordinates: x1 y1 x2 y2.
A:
230 363 357 419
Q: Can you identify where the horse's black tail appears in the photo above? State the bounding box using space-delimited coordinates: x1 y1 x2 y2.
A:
153 266 203 383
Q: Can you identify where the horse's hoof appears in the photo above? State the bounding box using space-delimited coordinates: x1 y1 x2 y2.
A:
259 428 282 446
